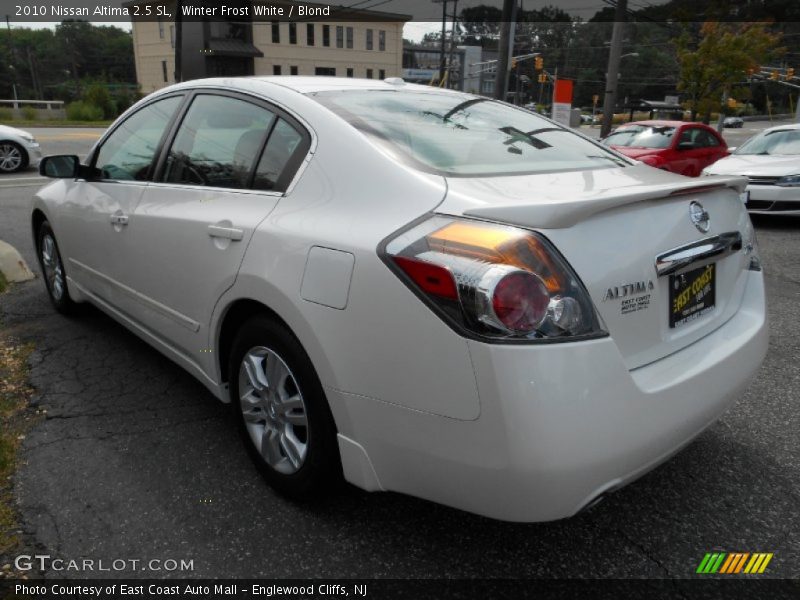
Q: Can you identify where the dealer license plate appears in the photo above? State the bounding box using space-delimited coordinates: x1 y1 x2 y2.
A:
669 264 716 328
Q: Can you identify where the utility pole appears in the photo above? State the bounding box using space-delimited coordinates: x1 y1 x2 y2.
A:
5 15 19 108
600 0 627 138
174 0 183 82
433 0 448 85
494 0 516 101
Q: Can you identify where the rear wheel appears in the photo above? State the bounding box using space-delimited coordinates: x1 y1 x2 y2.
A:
229 315 341 499
37 221 78 314
0 141 27 173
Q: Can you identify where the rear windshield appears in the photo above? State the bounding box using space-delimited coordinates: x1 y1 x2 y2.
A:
604 125 676 149
735 129 800 155
311 90 628 177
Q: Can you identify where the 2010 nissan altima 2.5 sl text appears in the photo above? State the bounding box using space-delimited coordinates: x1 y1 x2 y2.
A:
30 77 767 522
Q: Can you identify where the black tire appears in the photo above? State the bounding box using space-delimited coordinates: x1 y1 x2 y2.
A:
229 315 341 499
0 141 28 173
36 220 79 314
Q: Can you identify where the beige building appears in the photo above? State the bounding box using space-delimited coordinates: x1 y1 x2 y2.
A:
129 1 410 94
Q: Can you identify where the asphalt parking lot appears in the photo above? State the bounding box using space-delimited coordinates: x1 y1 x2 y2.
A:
0 125 797 585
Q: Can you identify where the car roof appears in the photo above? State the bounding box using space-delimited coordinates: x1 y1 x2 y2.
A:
763 122 800 133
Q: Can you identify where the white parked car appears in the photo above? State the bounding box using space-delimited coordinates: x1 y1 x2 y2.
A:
704 122 800 214
31 78 767 522
0 123 42 173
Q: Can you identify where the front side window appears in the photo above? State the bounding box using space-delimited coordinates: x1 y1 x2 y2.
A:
94 95 182 181
313 90 627 177
162 95 275 189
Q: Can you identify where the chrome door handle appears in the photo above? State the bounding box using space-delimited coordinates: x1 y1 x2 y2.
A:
109 214 129 226
208 225 244 241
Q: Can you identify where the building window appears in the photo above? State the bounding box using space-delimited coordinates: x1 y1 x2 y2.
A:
336 26 343 48
366 68 373 79
366 29 373 50
346 27 353 49
379 69 386 79
158 18 164 39
290 66 298 75
315 67 336 76
161 60 168 82
322 25 330 47
271 21 280 43
307 23 315 46
273 65 282 75
482 80 495 94
379 30 386 51
169 25 175 48
346 68 354 78
289 23 297 44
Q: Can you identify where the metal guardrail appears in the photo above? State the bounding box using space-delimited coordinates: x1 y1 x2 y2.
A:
0 99 65 110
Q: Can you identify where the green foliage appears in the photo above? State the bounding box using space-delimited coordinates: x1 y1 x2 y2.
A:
676 22 784 121
83 84 116 119
66 100 104 121
21 106 37 121
0 107 12 121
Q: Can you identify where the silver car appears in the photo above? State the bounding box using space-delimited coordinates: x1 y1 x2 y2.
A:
0 124 42 173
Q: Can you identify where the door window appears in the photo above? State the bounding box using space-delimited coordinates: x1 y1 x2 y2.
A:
253 118 305 191
162 95 275 189
94 95 182 181
695 130 721 147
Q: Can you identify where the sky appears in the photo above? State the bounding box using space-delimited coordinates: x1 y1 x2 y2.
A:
3 0 670 41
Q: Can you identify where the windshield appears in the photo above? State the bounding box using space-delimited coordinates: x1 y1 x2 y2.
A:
735 129 800 155
604 125 676 149
311 90 628 176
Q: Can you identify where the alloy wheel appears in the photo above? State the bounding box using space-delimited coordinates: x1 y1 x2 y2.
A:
238 346 309 475
0 143 23 173
40 233 65 302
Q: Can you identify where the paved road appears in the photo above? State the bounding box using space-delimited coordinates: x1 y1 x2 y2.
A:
0 143 797 584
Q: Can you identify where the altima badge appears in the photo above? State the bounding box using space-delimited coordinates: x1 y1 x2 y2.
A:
690 201 710 233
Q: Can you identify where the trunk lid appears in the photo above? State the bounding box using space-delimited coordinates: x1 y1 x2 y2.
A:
437 165 753 369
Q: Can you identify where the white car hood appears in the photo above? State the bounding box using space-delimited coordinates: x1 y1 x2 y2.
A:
704 154 800 177
0 124 33 139
438 164 746 229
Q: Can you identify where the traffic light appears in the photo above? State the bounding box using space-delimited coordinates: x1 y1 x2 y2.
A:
511 58 518 69
538 73 547 83
787 67 796 79
727 97 737 108
535 56 544 70
770 70 779 80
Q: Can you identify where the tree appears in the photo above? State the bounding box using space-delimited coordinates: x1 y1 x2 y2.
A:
675 22 783 122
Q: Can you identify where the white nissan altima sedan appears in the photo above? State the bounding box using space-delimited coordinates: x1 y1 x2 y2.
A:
31 77 767 522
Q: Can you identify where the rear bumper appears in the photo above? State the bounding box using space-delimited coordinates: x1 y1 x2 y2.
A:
336 270 767 521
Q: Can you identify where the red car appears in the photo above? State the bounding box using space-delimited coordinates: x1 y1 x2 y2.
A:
604 120 729 177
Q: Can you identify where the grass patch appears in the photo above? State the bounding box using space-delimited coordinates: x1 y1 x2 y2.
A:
0 272 6 294
0 339 35 560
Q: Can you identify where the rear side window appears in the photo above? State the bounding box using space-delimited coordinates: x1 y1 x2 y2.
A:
253 119 304 190
163 95 275 189
94 95 182 181
313 90 626 177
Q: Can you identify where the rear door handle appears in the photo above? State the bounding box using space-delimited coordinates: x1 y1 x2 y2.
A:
109 214 129 226
208 225 244 241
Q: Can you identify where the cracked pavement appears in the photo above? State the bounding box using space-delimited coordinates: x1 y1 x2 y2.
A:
0 179 798 585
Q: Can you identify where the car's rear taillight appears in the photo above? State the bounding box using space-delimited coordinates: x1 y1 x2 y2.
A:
383 216 606 342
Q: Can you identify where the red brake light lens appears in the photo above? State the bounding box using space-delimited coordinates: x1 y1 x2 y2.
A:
383 216 605 342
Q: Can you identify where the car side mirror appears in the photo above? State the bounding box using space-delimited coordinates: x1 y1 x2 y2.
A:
40 155 80 178
676 142 696 151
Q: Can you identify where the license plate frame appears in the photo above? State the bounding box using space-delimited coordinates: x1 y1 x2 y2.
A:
669 263 716 329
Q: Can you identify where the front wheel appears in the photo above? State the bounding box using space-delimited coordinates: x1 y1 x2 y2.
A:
0 141 27 173
37 221 78 314
229 315 341 499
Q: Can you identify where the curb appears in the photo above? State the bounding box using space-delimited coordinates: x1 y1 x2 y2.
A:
0 240 35 283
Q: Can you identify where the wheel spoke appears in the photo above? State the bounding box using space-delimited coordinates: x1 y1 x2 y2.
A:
279 431 304 469
261 427 282 465
265 353 288 396
243 352 269 391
